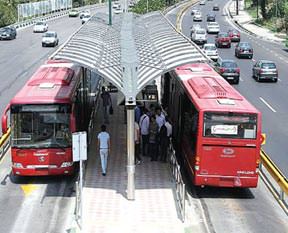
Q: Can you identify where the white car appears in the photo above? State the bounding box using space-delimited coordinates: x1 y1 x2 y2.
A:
113 2 120 8
206 22 220 34
114 5 122 14
190 24 201 37
191 9 200 15
33 21 48 33
202 43 218 61
200 0 206 5
193 11 202 21
80 10 90 19
42 31 59 47
82 14 91 24
191 28 207 45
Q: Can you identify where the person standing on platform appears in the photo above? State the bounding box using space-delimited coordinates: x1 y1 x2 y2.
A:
148 115 159 161
101 86 112 124
155 106 166 130
97 125 111 176
134 121 142 164
160 116 172 162
139 108 149 156
135 105 142 124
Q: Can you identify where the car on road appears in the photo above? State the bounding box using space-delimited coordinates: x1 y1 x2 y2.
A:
213 4 219 11
206 13 216 22
114 5 122 14
214 58 240 84
228 29 240 42
82 14 91 24
235 42 253 58
190 24 201 37
206 22 220 33
191 28 207 45
0 27 17 40
193 11 202 21
252 60 278 82
199 0 206 5
80 10 90 19
33 21 48 33
215 32 231 48
191 9 200 15
202 43 218 61
42 31 59 47
69 9 79 17
113 2 120 8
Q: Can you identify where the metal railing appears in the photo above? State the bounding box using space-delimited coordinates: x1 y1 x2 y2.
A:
169 141 186 222
260 149 288 215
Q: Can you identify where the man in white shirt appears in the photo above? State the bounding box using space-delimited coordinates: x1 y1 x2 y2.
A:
165 116 172 138
155 107 165 130
139 108 149 156
97 125 111 176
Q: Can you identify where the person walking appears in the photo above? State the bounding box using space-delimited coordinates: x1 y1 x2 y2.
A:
139 108 149 156
148 115 159 161
97 125 111 176
101 86 112 124
134 121 142 164
155 106 166 130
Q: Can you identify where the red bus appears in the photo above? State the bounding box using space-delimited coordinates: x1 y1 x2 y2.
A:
161 63 262 188
2 60 101 176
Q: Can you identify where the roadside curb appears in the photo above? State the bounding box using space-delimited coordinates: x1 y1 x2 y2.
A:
226 0 285 45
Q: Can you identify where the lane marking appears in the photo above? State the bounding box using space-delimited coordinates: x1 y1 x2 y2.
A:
21 184 38 196
259 97 277 113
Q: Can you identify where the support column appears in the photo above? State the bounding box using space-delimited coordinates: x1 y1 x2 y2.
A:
126 105 135 200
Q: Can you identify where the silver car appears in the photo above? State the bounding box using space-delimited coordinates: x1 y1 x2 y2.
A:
42 31 59 47
252 60 278 82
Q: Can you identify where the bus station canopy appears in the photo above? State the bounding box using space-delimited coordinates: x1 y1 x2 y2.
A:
50 11 208 102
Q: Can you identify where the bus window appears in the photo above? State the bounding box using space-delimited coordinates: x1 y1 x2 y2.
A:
203 112 257 139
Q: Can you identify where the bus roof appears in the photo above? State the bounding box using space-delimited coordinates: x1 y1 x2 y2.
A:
11 60 81 105
173 63 259 113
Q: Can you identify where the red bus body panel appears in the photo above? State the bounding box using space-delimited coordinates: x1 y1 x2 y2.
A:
171 63 261 188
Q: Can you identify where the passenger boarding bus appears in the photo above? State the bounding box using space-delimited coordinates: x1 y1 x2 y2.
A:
161 63 262 188
2 60 101 176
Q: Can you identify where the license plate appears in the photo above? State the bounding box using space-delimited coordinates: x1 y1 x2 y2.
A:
227 77 234 80
244 51 249 53
222 42 227 45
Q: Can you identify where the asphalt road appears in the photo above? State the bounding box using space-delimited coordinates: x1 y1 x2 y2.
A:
0 5 107 233
171 0 288 232
178 0 288 177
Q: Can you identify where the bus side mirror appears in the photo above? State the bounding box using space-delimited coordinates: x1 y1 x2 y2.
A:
2 114 8 134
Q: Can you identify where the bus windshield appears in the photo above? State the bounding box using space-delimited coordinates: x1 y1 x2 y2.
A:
11 104 72 148
203 112 257 139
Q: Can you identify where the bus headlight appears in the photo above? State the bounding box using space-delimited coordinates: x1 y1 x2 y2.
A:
61 162 73 168
13 163 23 168
195 165 200 171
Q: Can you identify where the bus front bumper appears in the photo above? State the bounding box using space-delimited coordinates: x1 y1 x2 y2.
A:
12 164 75 176
195 175 259 188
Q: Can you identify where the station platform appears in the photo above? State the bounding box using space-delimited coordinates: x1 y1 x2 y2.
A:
80 93 192 233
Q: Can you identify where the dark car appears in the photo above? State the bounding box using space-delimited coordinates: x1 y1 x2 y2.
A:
215 59 240 84
0 27 17 40
215 32 231 48
235 42 253 59
252 60 278 82
228 29 240 42
206 13 216 22
213 4 219 11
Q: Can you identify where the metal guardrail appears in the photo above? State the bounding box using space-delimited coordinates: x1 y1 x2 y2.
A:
5 3 105 31
260 149 288 215
169 141 186 222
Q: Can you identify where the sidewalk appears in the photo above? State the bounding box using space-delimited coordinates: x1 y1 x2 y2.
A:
228 1 286 43
80 94 194 233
